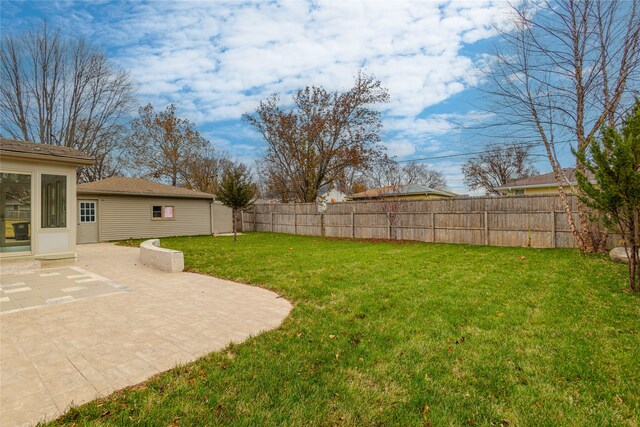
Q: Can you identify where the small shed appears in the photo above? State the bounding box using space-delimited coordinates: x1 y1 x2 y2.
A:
76 177 232 243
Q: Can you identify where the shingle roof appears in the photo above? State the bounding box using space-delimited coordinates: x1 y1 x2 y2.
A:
0 138 93 164
350 183 458 199
77 177 215 199
495 168 596 190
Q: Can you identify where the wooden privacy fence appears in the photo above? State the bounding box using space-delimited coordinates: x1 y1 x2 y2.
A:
240 195 616 249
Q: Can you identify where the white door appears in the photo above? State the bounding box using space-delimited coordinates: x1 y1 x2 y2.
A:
77 200 99 244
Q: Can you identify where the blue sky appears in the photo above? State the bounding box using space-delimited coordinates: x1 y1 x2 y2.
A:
1 0 565 193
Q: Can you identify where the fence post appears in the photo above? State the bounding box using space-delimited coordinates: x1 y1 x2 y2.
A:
294 212 298 235
484 211 489 245
253 207 256 231
271 212 274 233
551 210 556 248
240 210 244 232
387 214 391 239
431 212 435 243
351 211 355 239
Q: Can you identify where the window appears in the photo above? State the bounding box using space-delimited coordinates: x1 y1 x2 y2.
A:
79 201 96 223
1 172 31 253
152 205 174 220
164 206 174 219
41 174 66 228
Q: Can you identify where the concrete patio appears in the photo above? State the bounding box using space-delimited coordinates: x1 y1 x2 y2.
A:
0 243 292 427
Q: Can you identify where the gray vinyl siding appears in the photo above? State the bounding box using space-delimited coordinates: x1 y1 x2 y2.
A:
96 195 212 241
211 202 233 234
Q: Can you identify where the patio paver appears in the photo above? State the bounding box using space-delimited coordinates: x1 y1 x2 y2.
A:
0 243 292 427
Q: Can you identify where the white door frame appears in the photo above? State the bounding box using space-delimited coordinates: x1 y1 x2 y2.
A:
77 199 99 244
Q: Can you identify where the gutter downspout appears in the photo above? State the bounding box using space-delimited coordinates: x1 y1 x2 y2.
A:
210 201 214 235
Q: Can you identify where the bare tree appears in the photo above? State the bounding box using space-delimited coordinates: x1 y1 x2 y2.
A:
127 103 208 186
0 23 134 181
364 156 448 189
182 148 233 195
486 0 640 251
333 165 368 196
461 143 538 195
254 159 296 202
402 162 448 188
244 71 389 202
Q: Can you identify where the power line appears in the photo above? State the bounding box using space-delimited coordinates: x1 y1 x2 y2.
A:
395 141 562 163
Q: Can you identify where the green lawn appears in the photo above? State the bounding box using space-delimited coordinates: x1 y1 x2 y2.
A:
53 233 638 426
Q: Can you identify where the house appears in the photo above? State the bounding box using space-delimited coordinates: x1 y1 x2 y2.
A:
1 138 94 261
319 188 348 204
317 188 348 211
495 168 596 195
76 177 232 243
348 183 458 201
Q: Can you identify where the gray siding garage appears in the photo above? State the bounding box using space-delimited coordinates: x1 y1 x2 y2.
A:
76 177 232 243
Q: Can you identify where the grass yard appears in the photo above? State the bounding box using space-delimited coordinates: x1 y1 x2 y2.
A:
53 233 638 426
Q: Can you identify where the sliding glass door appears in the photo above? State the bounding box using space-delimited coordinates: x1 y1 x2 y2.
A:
0 173 31 253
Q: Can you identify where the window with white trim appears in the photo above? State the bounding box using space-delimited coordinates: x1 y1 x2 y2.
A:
79 201 96 223
42 174 67 228
152 205 175 220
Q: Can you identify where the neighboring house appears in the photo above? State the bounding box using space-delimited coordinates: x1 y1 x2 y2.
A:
317 188 348 211
349 183 458 201
76 177 232 243
495 168 596 195
1 138 94 261
320 188 348 203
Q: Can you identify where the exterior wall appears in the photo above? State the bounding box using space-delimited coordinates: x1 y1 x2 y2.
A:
354 194 454 201
211 202 233 234
502 186 564 196
1 157 78 260
523 186 562 195
92 195 213 241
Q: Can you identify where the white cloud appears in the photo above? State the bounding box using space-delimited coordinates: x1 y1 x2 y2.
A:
45 0 510 125
386 139 417 158
4 0 512 193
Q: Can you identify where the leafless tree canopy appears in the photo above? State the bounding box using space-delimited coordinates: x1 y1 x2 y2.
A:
462 143 538 195
244 71 389 203
126 103 208 186
0 23 135 182
182 149 234 195
363 156 448 190
486 0 640 251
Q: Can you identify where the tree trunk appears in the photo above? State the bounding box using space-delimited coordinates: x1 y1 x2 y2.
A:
627 219 639 292
574 160 596 252
233 208 237 242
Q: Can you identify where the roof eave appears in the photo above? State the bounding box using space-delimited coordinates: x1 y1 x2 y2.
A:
495 181 596 191
77 189 214 199
350 192 454 199
1 150 94 166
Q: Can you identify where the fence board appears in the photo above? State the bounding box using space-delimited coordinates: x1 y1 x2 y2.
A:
241 195 615 249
